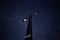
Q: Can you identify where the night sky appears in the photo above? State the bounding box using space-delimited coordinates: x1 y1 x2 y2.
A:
0 0 60 40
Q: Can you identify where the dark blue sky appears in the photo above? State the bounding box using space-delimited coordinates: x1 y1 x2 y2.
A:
0 0 60 40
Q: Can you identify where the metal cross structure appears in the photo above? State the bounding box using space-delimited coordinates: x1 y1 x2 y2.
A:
23 10 40 40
